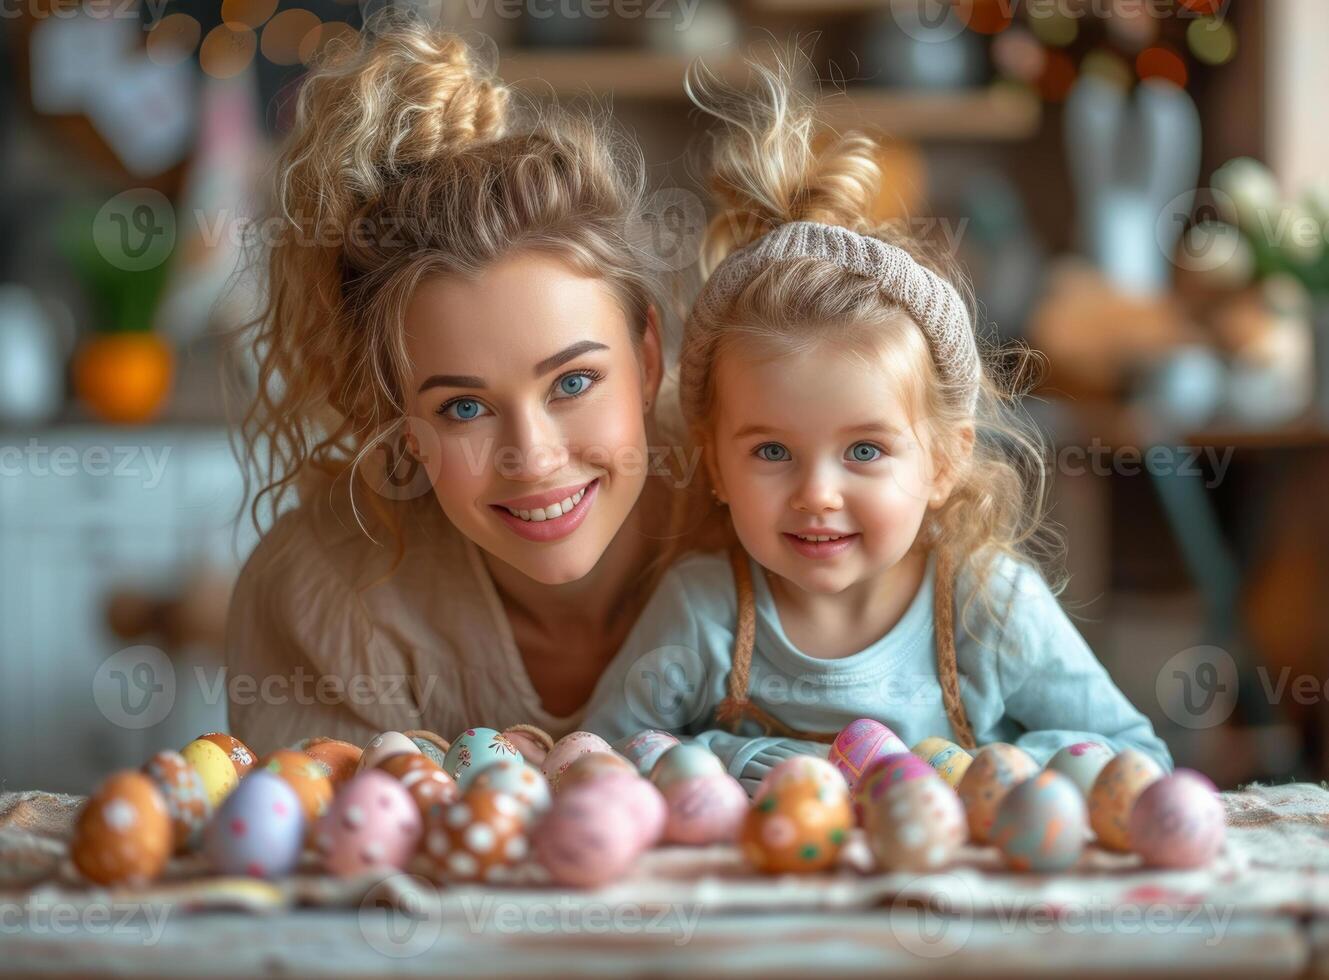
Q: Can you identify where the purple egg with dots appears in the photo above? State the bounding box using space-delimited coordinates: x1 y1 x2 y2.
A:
1129 769 1225 868
312 770 422 877
828 719 909 789
203 770 305 878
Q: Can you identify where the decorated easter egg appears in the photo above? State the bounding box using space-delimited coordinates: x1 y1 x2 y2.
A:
557 751 637 792
1046 742 1115 796
204 771 306 878
911 738 973 787
422 788 530 884
542 731 614 789
864 772 967 871
196 732 256 778
469 759 551 821
444 728 522 790
313 770 422 877
957 743 1039 843
378 752 460 819
615 729 681 776
649 743 725 791
297 738 362 786
1129 769 1225 868
662 774 748 845
181 737 240 809
357 731 421 773
400 733 448 770
533 783 642 887
741 777 852 874
501 726 552 766
853 753 936 824
829 719 909 788
142 749 211 853
991 770 1088 872
258 750 334 825
754 755 848 804
1088 749 1165 851
71 771 172 886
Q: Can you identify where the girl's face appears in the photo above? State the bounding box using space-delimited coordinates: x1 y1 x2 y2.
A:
708 337 952 596
402 252 661 585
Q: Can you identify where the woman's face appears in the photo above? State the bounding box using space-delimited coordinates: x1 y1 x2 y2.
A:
402 251 661 585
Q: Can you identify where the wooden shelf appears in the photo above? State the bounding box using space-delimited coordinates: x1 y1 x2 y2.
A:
820 86 1042 141
498 49 749 100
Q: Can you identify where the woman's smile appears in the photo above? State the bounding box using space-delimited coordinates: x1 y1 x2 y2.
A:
490 477 601 542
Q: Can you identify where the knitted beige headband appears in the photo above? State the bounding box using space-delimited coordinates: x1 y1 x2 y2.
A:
691 220 981 412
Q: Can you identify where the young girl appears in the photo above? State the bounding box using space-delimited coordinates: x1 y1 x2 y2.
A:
582 61 1172 789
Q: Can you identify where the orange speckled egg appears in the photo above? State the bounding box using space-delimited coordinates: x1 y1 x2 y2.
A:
141 750 211 853
740 778 852 874
181 738 240 809
422 788 529 884
257 750 334 824
556 752 636 792
957 743 1038 844
1089 749 1164 852
71 771 172 886
378 752 460 818
197 732 256 777
298 737 362 787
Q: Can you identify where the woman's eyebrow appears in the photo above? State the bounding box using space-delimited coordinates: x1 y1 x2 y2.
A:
534 340 609 376
418 373 486 393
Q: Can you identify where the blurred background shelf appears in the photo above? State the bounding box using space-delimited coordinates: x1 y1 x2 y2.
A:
822 86 1042 140
499 49 748 100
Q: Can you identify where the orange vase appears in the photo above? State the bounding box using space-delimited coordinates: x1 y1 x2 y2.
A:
73 332 174 425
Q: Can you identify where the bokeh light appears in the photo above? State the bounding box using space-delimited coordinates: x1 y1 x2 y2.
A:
1188 17 1238 66
1028 9 1079 48
1177 0 1224 13
1136 46 1189 87
261 9 323 66
992 28 1046 84
221 0 278 30
145 13 201 68
200 24 258 79
1081 49 1133 90
962 0 1014 36
1039 49 1078 102
299 21 360 65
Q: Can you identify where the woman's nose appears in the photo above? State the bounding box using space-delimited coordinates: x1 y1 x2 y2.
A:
501 407 569 482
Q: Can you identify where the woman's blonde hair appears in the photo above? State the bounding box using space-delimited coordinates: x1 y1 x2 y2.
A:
228 17 672 571
677 55 1063 605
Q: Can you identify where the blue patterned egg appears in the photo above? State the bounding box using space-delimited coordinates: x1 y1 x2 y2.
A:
1046 742 1114 796
443 728 522 790
648 744 724 791
204 771 305 878
991 770 1088 872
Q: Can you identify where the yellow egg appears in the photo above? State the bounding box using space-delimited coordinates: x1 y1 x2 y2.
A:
182 738 239 808
1088 749 1164 851
911 738 974 787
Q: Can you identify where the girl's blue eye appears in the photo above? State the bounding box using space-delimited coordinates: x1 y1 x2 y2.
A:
439 398 488 422
847 442 883 462
755 443 791 462
553 370 601 400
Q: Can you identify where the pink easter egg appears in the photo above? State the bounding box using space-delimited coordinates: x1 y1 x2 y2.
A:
661 774 749 845
853 753 935 824
588 771 667 850
615 730 681 776
1129 769 1225 869
829 719 909 788
312 770 422 877
542 731 613 790
532 782 642 887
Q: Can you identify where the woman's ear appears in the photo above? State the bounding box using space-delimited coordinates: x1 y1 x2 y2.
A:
640 305 664 411
928 422 975 509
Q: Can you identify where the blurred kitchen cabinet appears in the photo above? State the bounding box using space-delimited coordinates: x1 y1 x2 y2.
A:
0 428 259 793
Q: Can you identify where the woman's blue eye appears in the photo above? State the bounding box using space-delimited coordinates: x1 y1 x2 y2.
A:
439 398 488 422
553 370 601 399
847 442 883 462
755 443 791 462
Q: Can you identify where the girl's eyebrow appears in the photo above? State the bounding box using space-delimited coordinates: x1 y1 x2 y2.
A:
417 340 610 394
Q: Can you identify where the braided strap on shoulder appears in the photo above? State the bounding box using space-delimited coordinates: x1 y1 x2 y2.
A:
932 550 977 750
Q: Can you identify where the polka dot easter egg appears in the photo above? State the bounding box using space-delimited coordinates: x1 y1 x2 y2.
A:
423 788 530 884
297 738 362 787
864 772 967 872
314 770 422 877
829 719 908 789
1088 749 1164 852
853 753 935 824
615 729 680 777
259 750 333 825
379 752 461 820
469 759 550 822
662 774 749 845
1046 742 1115 796
991 770 1089 873
357 731 421 773
741 776 852 874
533 783 643 887
71 771 172 886
196 732 256 778
444 728 521 790
204 771 306 878
649 743 725 792
1129 769 1225 869
181 737 240 809
911 738 973 788
142 750 211 853
542 731 613 790
957 743 1038 844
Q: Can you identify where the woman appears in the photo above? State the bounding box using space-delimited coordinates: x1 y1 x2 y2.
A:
224 20 706 753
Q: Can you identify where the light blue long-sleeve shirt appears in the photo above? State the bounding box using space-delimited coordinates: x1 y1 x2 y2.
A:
582 549 1173 792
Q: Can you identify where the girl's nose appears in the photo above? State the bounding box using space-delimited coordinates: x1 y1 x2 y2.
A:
790 466 844 514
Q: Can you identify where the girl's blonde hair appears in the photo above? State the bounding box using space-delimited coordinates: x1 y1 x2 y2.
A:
227 17 671 571
678 55 1063 602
